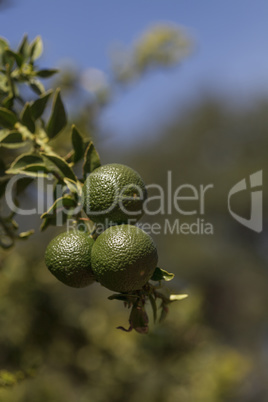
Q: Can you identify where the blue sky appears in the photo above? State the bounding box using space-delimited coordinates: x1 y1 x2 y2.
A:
1 0 268 146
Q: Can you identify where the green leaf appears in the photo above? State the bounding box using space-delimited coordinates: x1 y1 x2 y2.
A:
41 196 78 220
46 89 67 139
0 37 9 53
83 141 101 180
17 35 29 59
169 294 188 301
20 103 35 133
63 177 82 196
71 125 85 163
0 130 24 148
29 78 45 95
2 49 14 68
6 153 44 174
29 36 43 61
10 219 18 230
30 90 52 120
150 267 175 282
36 69 58 78
41 153 76 181
19 229 34 239
40 210 76 231
0 107 18 128
0 129 12 140
0 74 8 93
4 49 23 68
40 216 57 231
1 94 14 109
20 164 51 178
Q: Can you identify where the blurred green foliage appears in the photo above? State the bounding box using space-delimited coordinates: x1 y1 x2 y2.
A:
111 23 191 83
0 241 251 402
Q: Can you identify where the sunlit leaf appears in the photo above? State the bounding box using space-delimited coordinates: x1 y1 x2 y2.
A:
0 74 8 92
150 267 175 282
63 177 82 196
40 216 59 231
19 229 34 239
14 122 34 140
0 130 25 148
41 153 76 181
29 78 45 95
10 219 18 230
41 196 78 231
17 35 29 59
6 153 44 174
20 164 51 178
29 36 43 61
169 294 188 301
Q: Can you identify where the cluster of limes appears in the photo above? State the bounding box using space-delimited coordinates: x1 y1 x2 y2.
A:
45 164 158 293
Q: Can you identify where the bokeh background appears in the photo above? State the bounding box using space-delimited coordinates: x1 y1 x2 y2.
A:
0 1 268 401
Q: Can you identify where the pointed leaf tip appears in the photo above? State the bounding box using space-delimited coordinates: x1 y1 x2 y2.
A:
46 89 67 138
30 36 43 61
169 294 188 301
30 90 53 120
71 125 85 163
83 141 101 179
150 267 175 282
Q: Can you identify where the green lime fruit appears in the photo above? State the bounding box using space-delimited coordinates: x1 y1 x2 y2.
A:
82 163 147 225
91 224 158 293
45 231 95 288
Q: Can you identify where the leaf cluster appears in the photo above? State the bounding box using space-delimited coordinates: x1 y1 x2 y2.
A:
0 35 100 247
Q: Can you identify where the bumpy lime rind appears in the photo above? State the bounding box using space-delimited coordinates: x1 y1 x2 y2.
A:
83 163 147 225
91 224 158 292
45 231 95 288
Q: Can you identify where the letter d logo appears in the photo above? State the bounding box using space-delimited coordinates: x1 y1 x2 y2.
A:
228 170 263 233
